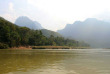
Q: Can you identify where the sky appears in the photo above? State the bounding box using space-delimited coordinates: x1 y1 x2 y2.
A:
0 0 110 31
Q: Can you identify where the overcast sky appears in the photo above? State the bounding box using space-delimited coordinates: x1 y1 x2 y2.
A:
0 0 110 31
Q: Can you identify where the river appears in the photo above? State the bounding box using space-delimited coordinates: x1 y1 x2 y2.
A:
0 49 110 74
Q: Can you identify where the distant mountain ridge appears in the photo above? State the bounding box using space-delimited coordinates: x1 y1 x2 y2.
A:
58 18 110 48
15 16 62 37
15 16 43 30
1 16 86 48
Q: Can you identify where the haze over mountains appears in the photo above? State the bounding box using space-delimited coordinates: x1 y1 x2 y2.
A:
15 16 43 30
15 16 62 37
58 18 110 48
14 16 110 48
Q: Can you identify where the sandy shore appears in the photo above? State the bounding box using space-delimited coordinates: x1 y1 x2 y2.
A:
10 46 32 50
9 46 90 50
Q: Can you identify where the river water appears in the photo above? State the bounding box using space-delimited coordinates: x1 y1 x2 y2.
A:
0 49 110 74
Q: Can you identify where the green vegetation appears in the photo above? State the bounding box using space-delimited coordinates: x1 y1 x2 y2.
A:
0 43 8 49
0 17 89 49
32 46 90 49
41 29 62 37
32 46 70 49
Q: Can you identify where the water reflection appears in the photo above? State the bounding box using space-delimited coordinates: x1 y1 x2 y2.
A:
0 49 110 74
0 50 75 74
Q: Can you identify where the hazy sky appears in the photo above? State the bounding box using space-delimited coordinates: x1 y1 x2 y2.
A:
0 0 110 31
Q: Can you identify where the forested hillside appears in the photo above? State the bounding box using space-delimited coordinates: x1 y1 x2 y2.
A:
0 17 89 49
41 29 62 37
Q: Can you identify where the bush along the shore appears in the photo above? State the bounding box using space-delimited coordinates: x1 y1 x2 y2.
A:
0 17 89 49
0 43 9 49
32 46 70 49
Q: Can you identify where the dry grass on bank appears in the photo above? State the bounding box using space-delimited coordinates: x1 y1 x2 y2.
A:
9 46 90 50
10 46 32 50
32 46 70 49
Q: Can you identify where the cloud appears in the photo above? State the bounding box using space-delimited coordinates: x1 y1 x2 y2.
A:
0 13 16 23
9 2 14 11
0 2 18 23
95 11 110 22
1 0 110 31
27 0 34 4
26 0 109 24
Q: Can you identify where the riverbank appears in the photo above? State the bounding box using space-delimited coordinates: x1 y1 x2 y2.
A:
32 46 70 49
8 46 90 50
9 46 32 50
